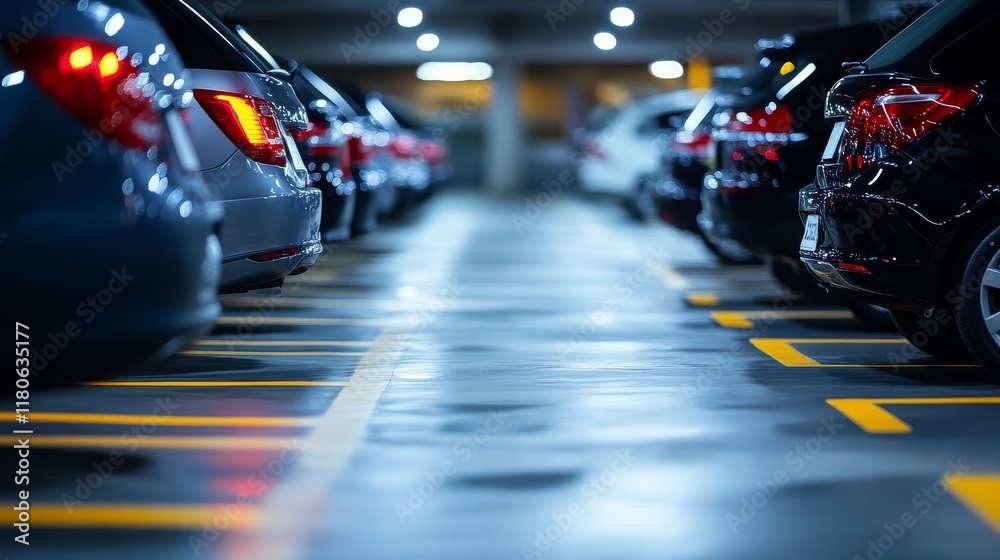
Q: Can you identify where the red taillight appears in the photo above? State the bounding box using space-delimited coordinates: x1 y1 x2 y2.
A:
347 135 372 165
420 139 446 162
582 141 604 160
836 262 869 273
674 131 712 158
294 121 343 157
725 105 792 134
842 84 980 176
193 89 287 166
389 134 419 159
2 37 161 149
248 247 301 263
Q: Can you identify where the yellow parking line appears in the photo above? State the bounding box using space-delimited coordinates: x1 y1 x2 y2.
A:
192 339 374 347
827 397 1000 434
686 293 720 307
947 474 1000 534
0 503 257 530
0 412 315 428
215 317 385 327
750 338 979 368
178 350 366 357
658 265 690 290
713 310 855 329
85 381 349 387
0 435 298 450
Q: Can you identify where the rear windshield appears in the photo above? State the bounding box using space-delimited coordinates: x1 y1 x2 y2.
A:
144 0 267 73
865 0 986 71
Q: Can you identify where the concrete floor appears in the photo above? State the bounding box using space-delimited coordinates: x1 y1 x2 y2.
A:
4 190 1000 560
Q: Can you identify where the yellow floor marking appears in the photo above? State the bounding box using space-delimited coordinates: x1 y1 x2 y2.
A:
86 381 349 387
947 474 1000 534
192 339 374 347
750 338 979 368
178 350 365 357
0 435 299 450
0 504 257 530
686 293 720 307
658 265 690 290
751 339 820 366
712 310 855 329
827 397 1000 434
0 412 315 427
215 316 386 327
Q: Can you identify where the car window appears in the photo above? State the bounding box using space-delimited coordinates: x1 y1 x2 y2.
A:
865 0 983 71
144 0 266 73
931 13 1000 82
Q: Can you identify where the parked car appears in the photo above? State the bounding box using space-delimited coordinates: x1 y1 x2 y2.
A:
279 60 357 243
144 0 321 293
800 0 1000 367
0 0 221 380
577 89 705 217
650 77 765 265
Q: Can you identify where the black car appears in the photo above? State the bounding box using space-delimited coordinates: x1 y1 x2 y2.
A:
283 61 358 243
700 22 910 296
799 0 1000 369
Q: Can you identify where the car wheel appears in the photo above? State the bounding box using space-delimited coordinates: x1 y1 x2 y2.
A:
844 300 896 332
890 308 970 360
955 222 1000 373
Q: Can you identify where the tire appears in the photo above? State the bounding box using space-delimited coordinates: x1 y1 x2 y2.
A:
954 221 1000 373
845 300 896 332
890 308 970 360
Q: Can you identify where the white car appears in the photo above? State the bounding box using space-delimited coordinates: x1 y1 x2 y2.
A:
577 89 706 208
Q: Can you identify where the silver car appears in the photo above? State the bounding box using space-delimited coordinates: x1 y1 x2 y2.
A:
0 0 222 380
145 0 322 293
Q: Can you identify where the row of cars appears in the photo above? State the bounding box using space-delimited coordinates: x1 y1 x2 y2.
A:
580 0 1000 374
1 0 450 381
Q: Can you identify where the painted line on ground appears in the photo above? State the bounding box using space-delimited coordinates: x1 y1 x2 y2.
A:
686 293 719 307
0 435 301 450
0 412 316 428
177 350 366 357
713 310 855 329
192 339 374 347
221 298 399 309
947 474 1000 534
215 316 387 327
658 265 690 290
85 381 349 387
826 397 1000 434
0 504 257 530
750 338 979 368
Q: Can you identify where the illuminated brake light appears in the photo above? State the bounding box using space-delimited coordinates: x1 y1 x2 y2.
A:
836 262 869 273
67 45 92 70
248 247 301 263
3 37 161 149
193 90 287 166
842 84 980 176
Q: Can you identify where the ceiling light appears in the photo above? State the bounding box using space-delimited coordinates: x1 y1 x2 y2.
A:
416 62 493 82
397 7 423 27
594 32 617 51
649 60 684 79
610 7 635 27
416 33 440 52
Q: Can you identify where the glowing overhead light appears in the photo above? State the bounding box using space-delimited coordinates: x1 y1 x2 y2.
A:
416 62 493 82
779 61 795 76
2 70 24 87
416 33 439 52
610 7 635 27
649 60 684 79
594 32 617 50
105 12 124 36
398 7 423 27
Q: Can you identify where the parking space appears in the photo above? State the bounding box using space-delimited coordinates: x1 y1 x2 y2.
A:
4 191 998 559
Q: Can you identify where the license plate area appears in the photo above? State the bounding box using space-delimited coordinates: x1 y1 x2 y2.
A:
800 214 820 252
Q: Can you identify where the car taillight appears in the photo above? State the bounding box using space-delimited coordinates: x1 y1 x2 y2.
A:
725 104 792 134
294 121 342 157
842 84 980 176
2 37 161 149
582 140 604 160
674 130 712 158
420 139 446 163
347 135 372 165
389 134 419 159
193 89 287 166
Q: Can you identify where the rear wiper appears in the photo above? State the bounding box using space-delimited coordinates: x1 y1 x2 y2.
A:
842 61 868 75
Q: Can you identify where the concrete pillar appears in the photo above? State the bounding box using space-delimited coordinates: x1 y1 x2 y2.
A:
840 0 877 24
485 61 523 194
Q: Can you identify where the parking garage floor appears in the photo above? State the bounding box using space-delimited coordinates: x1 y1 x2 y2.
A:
5 190 1000 560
